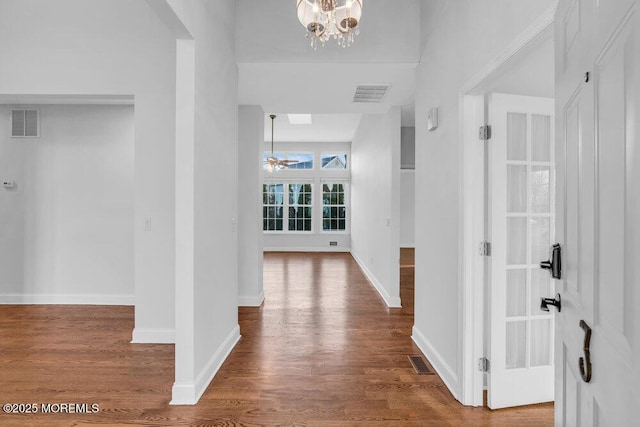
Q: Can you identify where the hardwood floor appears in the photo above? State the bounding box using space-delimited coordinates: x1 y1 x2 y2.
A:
0 252 552 425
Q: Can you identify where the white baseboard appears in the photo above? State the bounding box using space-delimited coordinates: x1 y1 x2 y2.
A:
170 324 241 405
350 250 402 308
131 328 175 344
238 291 264 307
412 325 460 401
263 247 350 253
400 243 415 249
0 293 135 305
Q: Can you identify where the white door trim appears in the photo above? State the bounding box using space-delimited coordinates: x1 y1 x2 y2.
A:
457 3 557 407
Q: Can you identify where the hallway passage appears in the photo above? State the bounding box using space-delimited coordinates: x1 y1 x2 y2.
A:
0 252 553 425
201 251 552 425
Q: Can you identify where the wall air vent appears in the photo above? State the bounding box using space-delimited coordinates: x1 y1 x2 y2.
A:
11 109 39 138
353 85 390 103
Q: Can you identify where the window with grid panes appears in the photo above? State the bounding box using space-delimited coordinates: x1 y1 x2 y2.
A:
263 183 284 231
321 153 348 169
288 183 313 231
322 183 346 231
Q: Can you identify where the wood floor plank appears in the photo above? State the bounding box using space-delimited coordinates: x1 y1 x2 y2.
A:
0 251 552 425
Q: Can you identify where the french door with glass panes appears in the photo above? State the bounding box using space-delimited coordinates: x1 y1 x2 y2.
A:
487 93 555 409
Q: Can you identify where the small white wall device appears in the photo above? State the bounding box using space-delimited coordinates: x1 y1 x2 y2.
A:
2 180 16 189
427 107 439 131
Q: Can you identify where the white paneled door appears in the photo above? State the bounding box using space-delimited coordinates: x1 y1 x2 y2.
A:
555 0 639 425
488 93 556 409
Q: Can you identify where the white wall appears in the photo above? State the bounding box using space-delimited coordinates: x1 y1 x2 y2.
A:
400 171 415 248
238 106 264 306
0 0 177 342
412 0 557 401
350 107 401 307
0 105 134 303
478 36 555 98
0 108 25 291
262 140 351 252
164 0 240 405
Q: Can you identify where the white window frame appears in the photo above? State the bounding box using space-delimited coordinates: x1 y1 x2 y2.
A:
320 179 350 234
263 180 314 234
287 182 314 232
262 142 351 236
262 182 285 232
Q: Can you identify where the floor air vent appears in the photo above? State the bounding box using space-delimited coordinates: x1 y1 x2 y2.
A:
408 355 434 375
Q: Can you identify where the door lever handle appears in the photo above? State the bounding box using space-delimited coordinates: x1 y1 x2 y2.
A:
579 320 592 383
540 243 562 279
540 293 561 312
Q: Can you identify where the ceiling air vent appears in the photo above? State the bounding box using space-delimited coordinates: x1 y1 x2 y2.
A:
11 109 39 138
353 85 390 103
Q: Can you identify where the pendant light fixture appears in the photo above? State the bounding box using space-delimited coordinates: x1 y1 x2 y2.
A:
296 0 363 49
265 114 299 172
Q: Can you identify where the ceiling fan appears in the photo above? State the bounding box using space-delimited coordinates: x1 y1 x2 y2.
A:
265 114 299 172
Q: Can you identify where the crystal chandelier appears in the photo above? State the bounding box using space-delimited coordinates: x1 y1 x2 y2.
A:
296 0 363 49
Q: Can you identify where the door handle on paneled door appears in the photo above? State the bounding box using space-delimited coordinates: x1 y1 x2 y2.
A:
540 294 561 312
579 320 592 383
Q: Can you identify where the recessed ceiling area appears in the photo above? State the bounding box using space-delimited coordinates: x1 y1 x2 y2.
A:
240 62 416 125
265 113 362 143
237 0 420 133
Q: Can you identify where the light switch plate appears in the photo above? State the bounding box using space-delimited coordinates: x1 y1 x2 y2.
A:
427 107 438 131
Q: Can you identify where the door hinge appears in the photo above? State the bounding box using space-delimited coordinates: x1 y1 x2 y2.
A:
479 241 491 256
478 357 490 372
479 125 492 141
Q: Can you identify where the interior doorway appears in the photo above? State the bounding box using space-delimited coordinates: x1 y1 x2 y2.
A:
458 8 556 408
484 93 555 408
400 247 415 318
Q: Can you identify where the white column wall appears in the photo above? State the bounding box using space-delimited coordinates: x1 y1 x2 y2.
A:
350 107 401 308
238 106 264 307
166 0 240 405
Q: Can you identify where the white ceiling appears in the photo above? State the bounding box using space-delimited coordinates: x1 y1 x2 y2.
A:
264 113 362 143
237 0 420 141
